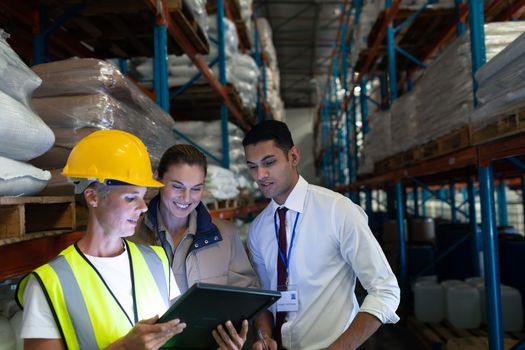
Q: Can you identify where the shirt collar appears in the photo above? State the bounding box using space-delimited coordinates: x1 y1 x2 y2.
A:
270 175 308 214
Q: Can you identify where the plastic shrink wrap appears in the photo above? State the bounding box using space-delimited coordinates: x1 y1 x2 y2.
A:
472 27 525 130
30 58 178 195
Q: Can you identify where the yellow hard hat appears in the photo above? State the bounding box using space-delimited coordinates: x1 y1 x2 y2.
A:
62 129 163 188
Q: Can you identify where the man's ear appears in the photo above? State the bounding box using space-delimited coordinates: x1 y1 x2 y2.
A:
289 146 300 167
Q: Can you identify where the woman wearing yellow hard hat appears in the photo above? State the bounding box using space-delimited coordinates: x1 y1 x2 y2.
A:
15 130 246 350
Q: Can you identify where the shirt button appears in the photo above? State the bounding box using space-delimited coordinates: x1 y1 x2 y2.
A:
194 244 199 248
214 236 218 240
204 240 209 244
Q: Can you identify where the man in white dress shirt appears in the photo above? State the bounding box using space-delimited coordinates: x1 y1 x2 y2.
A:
244 120 400 350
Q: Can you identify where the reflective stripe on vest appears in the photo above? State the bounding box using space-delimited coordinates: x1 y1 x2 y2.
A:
17 241 170 349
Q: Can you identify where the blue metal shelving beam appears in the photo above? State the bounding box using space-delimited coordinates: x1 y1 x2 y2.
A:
468 0 486 106
395 182 407 301
360 75 369 134
154 22 169 112
394 46 427 69
455 0 466 35
421 188 427 216
394 0 430 34
34 3 85 64
478 165 504 350
467 177 481 276
410 177 469 218
118 59 129 75
496 181 508 226
413 185 419 217
217 0 230 169
508 157 525 172
450 182 458 223
365 188 373 218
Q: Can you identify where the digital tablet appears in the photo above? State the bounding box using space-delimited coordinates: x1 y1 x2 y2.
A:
158 283 281 349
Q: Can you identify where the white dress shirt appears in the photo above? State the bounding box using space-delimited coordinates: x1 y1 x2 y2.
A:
248 176 400 350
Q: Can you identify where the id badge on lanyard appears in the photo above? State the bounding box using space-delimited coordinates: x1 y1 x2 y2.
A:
274 211 300 312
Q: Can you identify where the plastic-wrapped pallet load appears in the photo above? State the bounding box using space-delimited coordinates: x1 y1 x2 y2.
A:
31 58 178 168
256 17 286 120
471 27 525 131
361 110 392 173
415 34 472 145
390 90 418 154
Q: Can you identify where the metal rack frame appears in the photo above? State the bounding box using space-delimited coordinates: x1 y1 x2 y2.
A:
315 1 525 348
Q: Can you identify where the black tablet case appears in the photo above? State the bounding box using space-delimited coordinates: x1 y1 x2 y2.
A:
158 282 281 349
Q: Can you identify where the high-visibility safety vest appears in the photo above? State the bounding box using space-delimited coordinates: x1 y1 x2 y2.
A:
17 240 171 350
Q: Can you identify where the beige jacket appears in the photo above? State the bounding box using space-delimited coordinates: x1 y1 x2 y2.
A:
130 196 259 292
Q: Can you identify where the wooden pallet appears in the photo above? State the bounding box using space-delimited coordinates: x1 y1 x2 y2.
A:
0 196 77 240
407 316 521 350
374 147 422 174
419 125 471 161
168 0 210 55
471 109 525 145
206 198 239 211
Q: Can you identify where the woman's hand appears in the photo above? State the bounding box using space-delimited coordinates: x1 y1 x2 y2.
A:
108 315 186 350
212 319 249 350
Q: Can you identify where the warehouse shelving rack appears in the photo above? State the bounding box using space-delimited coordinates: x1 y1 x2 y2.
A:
0 0 269 168
314 0 525 349
0 0 271 292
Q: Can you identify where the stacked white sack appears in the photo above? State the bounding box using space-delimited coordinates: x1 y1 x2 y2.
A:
361 110 392 170
471 25 525 130
0 156 51 196
0 29 53 196
205 165 240 201
256 17 286 121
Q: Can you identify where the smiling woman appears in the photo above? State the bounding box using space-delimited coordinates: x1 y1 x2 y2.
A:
129 143 260 349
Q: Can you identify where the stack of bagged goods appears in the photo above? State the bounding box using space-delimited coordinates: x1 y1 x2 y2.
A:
390 90 418 155
471 28 525 133
361 110 392 173
230 53 259 110
30 58 178 194
130 16 259 113
351 0 455 66
173 120 258 196
0 30 53 196
203 165 240 203
239 0 254 45
414 33 472 145
414 22 525 146
256 17 286 121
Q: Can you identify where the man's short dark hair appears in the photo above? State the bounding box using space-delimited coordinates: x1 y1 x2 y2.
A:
242 120 295 153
